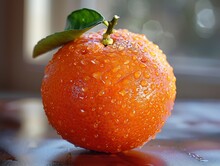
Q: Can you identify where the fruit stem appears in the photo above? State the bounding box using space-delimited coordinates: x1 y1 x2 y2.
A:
102 15 120 46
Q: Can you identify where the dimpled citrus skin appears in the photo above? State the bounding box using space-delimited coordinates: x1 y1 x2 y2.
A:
41 29 176 153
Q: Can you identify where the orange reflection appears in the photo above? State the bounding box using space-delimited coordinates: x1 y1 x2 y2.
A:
51 149 166 166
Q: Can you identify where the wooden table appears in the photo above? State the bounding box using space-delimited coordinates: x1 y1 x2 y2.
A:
0 98 220 166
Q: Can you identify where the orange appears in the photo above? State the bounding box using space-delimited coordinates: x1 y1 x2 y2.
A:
41 29 176 153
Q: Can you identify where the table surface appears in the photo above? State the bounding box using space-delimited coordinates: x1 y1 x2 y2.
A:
0 98 220 166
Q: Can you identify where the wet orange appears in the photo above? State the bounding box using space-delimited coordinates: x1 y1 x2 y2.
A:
41 29 176 153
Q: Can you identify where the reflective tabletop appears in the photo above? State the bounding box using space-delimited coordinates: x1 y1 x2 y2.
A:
0 98 220 166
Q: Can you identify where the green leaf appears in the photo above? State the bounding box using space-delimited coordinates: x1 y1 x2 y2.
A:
33 8 104 58
65 8 104 30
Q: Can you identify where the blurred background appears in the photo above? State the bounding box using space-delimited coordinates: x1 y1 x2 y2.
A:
1 1 220 164
0 0 220 99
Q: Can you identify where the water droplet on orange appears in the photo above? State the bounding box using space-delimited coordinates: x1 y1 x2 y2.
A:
150 84 155 90
92 72 101 79
124 119 129 124
140 80 148 86
112 66 121 73
93 123 98 128
82 87 88 92
91 59 100 65
124 134 129 138
124 60 130 65
119 90 126 96
104 59 110 63
115 119 120 124
150 51 156 57
116 74 122 78
84 76 90 81
134 71 142 79
98 90 105 96
80 59 87 65
111 99 116 103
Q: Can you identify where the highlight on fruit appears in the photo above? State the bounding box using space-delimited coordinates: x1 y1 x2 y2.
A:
34 8 176 153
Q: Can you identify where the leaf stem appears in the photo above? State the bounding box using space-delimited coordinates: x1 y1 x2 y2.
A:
102 15 119 46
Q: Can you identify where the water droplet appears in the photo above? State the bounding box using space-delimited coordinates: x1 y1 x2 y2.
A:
122 104 126 108
92 72 101 79
80 109 85 113
115 128 119 132
98 90 105 96
124 60 130 65
150 51 156 57
144 90 149 94
134 71 142 79
124 134 129 138
70 80 73 83
117 100 122 105
150 84 155 90
81 87 88 92
111 112 116 116
124 119 129 124
80 59 87 65
144 73 150 79
93 123 98 128
105 80 112 86
111 99 116 103
132 56 137 60
68 45 74 52
116 74 122 78
112 66 121 73
118 46 124 51
104 111 109 115
84 76 90 81
91 59 100 65
81 49 87 54
140 80 148 86
115 119 120 124
104 59 110 63
130 110 136 116
94 134 99 138
109 54 116 57
140 64 146 68
188 152 208 162
119 90 126 96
